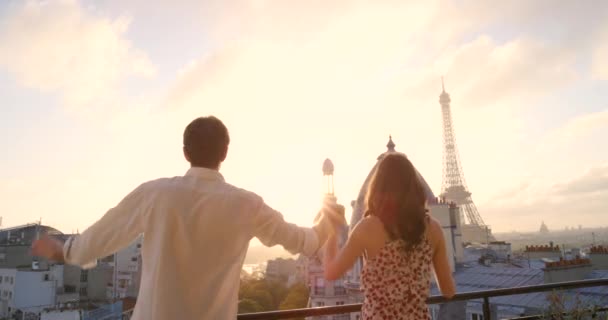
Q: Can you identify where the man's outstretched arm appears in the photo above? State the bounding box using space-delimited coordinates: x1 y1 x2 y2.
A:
33 183 150 268
252 198 343 256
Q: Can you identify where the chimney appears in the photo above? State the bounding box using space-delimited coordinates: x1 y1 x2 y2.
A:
488 241 512 261
449 205 464 264
589 245 608 270
543 256 592 283
524 243 562 260
428 203 458 271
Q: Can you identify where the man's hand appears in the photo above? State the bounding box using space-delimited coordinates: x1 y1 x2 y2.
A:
31 235 65 263
323 203 347 233
313 200 347 247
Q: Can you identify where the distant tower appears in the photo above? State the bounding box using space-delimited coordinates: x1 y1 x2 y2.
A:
439 78 490 233
322 158 337 204
540 221 549 234
307 159 350 311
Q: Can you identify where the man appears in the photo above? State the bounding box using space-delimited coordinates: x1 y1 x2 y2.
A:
32 116 343 320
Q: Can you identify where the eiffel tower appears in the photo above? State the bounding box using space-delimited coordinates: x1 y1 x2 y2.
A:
438 79 493 242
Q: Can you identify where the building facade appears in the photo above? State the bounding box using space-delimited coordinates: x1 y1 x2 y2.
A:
266 258 297 283
0 224 142 318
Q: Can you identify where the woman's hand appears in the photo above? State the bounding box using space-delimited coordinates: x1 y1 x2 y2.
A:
322 202 347 235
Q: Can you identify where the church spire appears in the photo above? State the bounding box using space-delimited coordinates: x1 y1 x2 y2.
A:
386 135 396 152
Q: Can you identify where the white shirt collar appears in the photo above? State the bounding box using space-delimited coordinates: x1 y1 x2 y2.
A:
185 167 225 181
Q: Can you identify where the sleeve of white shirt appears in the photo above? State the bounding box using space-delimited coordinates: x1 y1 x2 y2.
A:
63 183 150 269
252 200 320 256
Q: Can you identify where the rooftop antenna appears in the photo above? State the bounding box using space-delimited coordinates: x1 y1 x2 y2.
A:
441 76 445 92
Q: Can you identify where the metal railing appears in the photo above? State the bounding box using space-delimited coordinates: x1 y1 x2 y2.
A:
237 278 608 320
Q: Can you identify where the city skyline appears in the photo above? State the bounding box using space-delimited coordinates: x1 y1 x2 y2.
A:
1 1 608 234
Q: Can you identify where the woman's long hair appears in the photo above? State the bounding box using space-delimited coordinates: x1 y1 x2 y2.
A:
364 153 427 251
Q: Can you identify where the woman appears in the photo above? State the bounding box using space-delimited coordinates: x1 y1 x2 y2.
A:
323 153 455 319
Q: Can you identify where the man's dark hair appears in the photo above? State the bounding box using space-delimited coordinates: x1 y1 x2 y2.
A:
183 116 230 168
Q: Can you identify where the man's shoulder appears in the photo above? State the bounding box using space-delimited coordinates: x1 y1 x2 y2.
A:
221 182 263 203
131 176 189 195
139 176 179 189
136 176 264 204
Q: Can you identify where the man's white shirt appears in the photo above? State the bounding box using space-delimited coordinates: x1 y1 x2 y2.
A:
63 167 320 320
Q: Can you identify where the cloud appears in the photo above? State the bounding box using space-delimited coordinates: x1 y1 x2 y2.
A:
553 164 608 196
592 46 608 80
554 109 608 140
483 192 608 232
592 34 608 80
163 1 580 214
436 37 577 109
534 109 608 168
167 0 579 115
0 0 156 107
591 16 608 80
2 0 604 233
480 108 608 231
481 163 608 231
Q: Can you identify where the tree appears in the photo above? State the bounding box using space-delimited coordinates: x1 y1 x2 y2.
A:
279 282 310 320
251 289 274 311
238 299 263 314
239 277 287 311
239 276 295 314
266 279 288 309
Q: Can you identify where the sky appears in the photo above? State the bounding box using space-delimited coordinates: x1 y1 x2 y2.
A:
1 0 607 236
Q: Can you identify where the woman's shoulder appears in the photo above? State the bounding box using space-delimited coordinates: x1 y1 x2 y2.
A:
352 215 387 242
354 215 384 232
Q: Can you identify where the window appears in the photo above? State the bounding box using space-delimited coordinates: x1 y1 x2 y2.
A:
333 279 346 295
80 270 88 282
0 276 3 284
336 301 344 305
3 276 8 282
430 307 438 319
314 277 325 295
131 257 137 262
316 302 325 307
8 291 11 299
43 274 50 281
79 287 88 297
9 277 13 285
472 314 484 320
334 285 346 295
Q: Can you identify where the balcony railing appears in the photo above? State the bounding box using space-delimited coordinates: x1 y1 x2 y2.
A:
237 278 608 320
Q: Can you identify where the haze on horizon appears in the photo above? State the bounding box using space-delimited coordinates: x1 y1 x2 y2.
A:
1 0 608 236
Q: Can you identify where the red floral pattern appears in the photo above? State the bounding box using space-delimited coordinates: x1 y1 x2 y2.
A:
361 237 432 319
